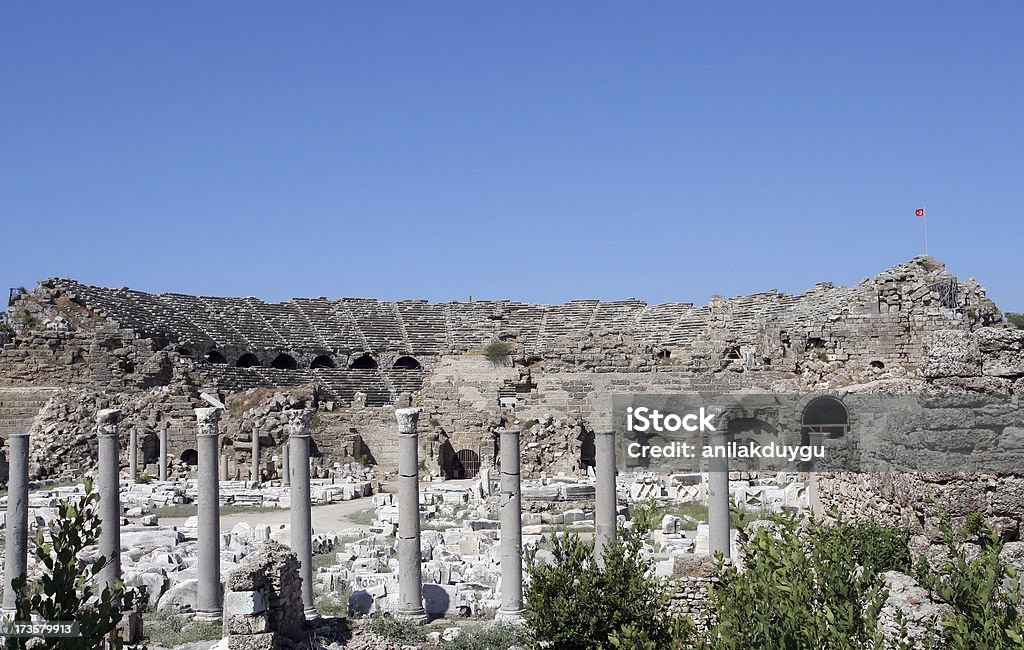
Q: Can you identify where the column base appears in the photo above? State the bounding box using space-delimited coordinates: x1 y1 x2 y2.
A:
193 610 222 624
393 608 428 624
303 606 320 621
495 609 526 624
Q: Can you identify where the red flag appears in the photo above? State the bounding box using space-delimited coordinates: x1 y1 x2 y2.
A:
915 208 926 217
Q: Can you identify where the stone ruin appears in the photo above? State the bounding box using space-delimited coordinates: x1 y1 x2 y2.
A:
0 255 1022 646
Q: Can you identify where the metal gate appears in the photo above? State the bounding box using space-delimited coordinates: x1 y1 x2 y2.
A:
453 449 480 479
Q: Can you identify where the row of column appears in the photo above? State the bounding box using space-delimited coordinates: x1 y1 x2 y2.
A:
126 422 265 485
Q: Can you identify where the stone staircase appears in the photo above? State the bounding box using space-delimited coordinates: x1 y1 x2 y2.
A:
0 387 59 438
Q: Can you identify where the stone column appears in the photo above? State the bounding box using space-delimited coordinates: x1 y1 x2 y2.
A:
96 409 122 594
2 432 30 612
286 410 317 619
395 407 426 622
195 407 223 621
159 422 168 482
497 427 525 621
251 425 261 485
220 454 229 482
594 430 617 563
128 427 138 482
708 427 731 559
282 445 291 487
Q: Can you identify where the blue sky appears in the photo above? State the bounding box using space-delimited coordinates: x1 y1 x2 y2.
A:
2 2 1021 311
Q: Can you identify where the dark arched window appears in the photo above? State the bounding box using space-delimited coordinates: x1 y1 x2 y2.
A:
801 396 849 438
237 353 260 368
310 354 336 369
393 356 422 370
271 353 297 370
350 353 378 370
205 351 227 364
180 449 198 465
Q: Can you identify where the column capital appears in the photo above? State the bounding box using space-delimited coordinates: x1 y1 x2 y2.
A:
195 407 221 437
284 409 314 438
96 409 121 437
395 407 421 435
497 427 522 436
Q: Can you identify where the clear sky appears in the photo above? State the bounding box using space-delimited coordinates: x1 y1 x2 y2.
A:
2 3 1021 311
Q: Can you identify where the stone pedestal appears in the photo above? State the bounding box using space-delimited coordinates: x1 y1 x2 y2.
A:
2 432 30 612
196 407 223 621
96 410 123 594
286 410 317 619
395 407 426 623
159 422 168 482
496 427 525 621
594 430 617 564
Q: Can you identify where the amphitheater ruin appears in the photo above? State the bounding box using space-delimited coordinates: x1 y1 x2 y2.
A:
0 255 1022 647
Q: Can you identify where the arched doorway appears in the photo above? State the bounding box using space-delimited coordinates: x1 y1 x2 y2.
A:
271 353 298 370
450 449 480 479
205 350 227 364
350 353 378 369
311 354 336 369
393 356 422 370
801 396 849 439
237 353 260 368
180 449 198 466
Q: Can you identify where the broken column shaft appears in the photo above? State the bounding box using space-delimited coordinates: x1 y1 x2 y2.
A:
128 427 138 482
251 425 261 485
195 407 223 621
159 422 168 482
286 409 317 619
708 427 731 559
497 427 525 620
594 430 617 563
96 409 122 595
2 432 30 612
395 407 426 622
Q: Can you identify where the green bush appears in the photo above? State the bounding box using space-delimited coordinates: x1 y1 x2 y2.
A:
134 472 154 485
482 340 512 363
915 519 1024 649
367 613 426 644
524 530 690 649
701 513 907 648
440 622 527 649
1007 312 1024 329
8 480 141 649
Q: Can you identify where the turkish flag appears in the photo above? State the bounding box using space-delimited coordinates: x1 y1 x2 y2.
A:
915 208 926 217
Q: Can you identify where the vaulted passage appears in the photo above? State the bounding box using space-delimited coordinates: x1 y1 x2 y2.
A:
271 353 297 370
310 354 336 369
801 396 849 438
180 449 198 465
205 351 227 364
237 353 260 368
393 356 422 370
350 353 378 370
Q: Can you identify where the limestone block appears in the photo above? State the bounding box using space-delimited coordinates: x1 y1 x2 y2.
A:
224 590 269 635
156 578 198 614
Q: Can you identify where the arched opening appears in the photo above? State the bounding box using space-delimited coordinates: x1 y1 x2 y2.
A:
237 353 260 368
271 353 297 370
393 356 422 370
579 430 596 470
801 396 849 439
311 354 336 369
870 360 885 370
350 353 378 370
180 449 198 466
177 348 193 358
450 449 480 479
205 351 227 364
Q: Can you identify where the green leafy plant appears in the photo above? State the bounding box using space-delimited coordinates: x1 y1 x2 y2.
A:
915 518 1024 649
1007 312 1024 329
440 622 527 649
961 511 985 539
482 340 512 364
8 479 140 649
134 473 154 485
17 314 39 332
524 529 691 649
367 613 426 644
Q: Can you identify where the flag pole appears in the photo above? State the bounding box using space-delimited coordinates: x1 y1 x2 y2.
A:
924 205 928 256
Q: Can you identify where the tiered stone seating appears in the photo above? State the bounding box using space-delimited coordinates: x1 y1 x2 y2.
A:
385 368 425 397
291 298 361 351
395 301 448 355
446 302 501 350
503 303 545 356
257 301 326 351
342 299 407 352
312 368 391 405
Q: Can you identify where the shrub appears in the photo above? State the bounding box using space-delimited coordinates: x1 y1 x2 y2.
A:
915 519 1024 649
524 529 690 649
482 340 512 363
440 622 527 649
9 479 141 649
702 513 907 648
134 472 154 485
1007 312 1024 329
367 613 426 644
17 314 39 332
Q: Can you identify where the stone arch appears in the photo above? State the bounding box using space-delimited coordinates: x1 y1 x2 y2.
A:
180 449 198 465
449 449 480 479
205 350 227 364
271 353 298 370
237 353 261 368
393 356 422 370
801 396 849 439
350 353 378 370
311 354 336 369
